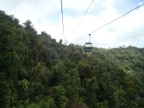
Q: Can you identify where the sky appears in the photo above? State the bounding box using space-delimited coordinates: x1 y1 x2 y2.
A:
0 0 144 48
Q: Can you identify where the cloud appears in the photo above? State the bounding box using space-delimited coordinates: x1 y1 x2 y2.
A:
109 6 144 47
72 1 144 48
63 0 97 11
0 0 144 48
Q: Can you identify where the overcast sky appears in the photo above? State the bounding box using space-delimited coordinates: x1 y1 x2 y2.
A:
0 0 144 48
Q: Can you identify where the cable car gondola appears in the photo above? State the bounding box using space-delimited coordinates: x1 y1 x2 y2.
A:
84 42 93 52
84 34 93 52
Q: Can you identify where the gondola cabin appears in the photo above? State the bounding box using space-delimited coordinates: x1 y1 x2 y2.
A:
84 42 93 52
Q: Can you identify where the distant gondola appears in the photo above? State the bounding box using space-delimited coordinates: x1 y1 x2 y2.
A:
84 34 93 52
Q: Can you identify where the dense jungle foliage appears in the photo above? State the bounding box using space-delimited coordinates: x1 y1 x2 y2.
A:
0 10 144 108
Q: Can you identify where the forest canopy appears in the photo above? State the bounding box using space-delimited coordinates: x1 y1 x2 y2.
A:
0 10 144 108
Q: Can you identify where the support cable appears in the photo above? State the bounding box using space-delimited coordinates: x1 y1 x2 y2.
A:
72 3 144 43
60 0 65 42
70 0 95 37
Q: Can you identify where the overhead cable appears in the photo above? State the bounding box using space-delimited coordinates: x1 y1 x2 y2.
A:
91 2 144 34
60 0 65 41
73 2 144 42
70 0 95 37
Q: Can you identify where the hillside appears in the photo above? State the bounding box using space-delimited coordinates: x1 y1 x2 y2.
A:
0 10 144 108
